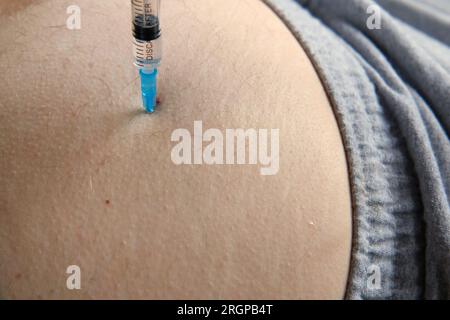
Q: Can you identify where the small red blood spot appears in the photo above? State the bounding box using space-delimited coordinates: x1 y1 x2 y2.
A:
156 96 162 105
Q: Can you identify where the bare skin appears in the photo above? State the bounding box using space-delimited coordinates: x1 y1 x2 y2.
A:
0 0 352 299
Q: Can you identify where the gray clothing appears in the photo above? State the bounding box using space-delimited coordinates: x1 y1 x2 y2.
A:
264 0 450 299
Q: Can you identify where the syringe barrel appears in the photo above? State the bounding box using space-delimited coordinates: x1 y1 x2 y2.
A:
131 0 162 69
133 37 162 69
131 0 161 19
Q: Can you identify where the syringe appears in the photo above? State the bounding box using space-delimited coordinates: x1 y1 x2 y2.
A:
131 0 162 113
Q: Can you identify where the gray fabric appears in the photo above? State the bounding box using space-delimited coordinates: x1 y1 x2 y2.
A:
263 0 450 299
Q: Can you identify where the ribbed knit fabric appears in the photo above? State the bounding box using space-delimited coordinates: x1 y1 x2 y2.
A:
263 0 450 299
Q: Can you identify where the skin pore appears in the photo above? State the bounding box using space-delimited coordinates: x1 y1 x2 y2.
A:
0 0 352 299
